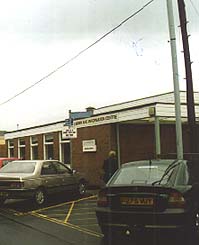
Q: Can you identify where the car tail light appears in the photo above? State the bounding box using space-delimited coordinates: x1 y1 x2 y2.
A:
168 192 185 208
10 182 24 188
97 190 108 207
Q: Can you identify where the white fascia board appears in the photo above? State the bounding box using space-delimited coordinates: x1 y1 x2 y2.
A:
93 92 174 115
93 91 199 116
118 107 150 122
75 103 199 129
156 104 199 119
74 107 150 128
5 122 65 140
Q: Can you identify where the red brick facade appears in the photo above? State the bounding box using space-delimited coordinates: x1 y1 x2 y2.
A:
71 124 117 186
3 122 199 187
0 144 6 157
71 123 198 186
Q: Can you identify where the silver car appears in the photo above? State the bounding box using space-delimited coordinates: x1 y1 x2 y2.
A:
0 160 87 206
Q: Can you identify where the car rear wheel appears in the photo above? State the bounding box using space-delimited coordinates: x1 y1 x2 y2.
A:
78 181 86 196
34 188 46 206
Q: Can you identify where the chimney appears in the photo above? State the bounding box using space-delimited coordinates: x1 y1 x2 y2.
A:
86 107 95 115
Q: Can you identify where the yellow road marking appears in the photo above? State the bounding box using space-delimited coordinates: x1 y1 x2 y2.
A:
0 195 97 216
32 195 97 213
31 212 102 238
64 201 75 223
1 195 101 238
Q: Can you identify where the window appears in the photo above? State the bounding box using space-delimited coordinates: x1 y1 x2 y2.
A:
44 134 54 160
31 136 38 144
45 134 53 143
41 162 57 175
8 140 14 157
61 142 70 164
31 136 38 160
18 138 26 160
111 161 171 185
53 161 70 174
0 161 36 173
59 132 71 165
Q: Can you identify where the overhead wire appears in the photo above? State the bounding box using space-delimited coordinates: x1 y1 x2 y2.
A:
0 0 155 106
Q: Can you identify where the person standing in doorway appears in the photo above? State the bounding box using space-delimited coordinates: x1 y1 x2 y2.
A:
103 150 118 183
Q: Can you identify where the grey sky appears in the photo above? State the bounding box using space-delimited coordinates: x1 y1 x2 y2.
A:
0 0 198 130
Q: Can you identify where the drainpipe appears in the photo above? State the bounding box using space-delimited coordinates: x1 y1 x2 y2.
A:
155 116 161 158
116 123 121 168
149 107 161 158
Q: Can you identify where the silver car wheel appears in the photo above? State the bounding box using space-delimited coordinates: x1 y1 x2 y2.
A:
35 189 46 205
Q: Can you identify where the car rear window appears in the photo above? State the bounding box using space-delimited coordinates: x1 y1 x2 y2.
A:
0 161 36 173
111 161 172 185
2 160 15 167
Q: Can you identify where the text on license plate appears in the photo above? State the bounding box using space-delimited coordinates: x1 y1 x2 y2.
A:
120 197 154 206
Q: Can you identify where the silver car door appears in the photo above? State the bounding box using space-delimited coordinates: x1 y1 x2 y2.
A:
40 161 60 194
53 161 77 191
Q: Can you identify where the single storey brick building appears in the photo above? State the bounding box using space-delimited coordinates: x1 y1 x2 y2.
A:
4 91 199 186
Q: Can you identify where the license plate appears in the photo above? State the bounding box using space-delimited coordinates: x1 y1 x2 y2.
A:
120 197 154 206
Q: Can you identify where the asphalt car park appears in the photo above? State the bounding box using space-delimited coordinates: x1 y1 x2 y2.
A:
0 191 191 245
0 190 105 244
31 194 101 236
2 191 101 233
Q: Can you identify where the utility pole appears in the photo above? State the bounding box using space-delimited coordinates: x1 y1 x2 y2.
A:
177 0 197 154
166 0 183 160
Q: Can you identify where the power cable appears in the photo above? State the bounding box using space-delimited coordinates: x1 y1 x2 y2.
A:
0 0 155 106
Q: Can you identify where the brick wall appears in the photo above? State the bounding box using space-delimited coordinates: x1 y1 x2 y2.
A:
0 144 7 157
71 124 116 186
53 132 59 160
25 136 30 159
38 134 44 159
71 123 199 186
3 123 199 187
14 138 18 157
119 124 155 163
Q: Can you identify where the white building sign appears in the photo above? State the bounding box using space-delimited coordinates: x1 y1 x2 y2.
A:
82 139 97 152
62 126 77 139
74 114 118 128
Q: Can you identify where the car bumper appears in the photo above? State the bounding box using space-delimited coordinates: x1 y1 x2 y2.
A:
0 189 36 199
96 207 191 233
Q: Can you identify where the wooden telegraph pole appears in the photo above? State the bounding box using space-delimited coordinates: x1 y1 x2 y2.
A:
177 0 197 153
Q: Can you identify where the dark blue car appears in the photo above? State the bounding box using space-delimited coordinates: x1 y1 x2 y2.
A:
96 159 199 244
